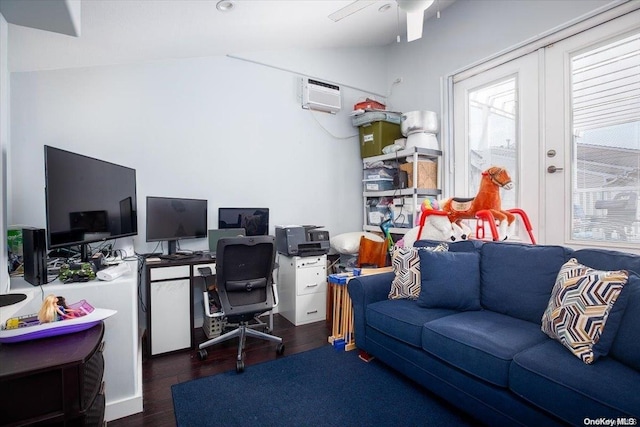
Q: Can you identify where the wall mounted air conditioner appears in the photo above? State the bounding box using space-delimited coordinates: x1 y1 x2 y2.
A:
302 78 341 114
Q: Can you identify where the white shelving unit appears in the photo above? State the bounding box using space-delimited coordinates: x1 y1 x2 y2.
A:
362 147 442 235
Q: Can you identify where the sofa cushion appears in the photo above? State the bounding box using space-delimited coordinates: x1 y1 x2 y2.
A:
511 340 640 422
366 299 457 348
541 258 629 364
415 239 484 253
480 242 572 323
573 247 640 273
609 274 640 371
421 311 548 387
416 251 481 311
572 248 640 367
388 243 448 300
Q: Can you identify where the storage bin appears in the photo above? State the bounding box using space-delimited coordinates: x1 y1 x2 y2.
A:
366 205 392 226
399 160 437 189
391 207 413 228
359 121 402 158
352 111 401 127
354 99 386 111
363 178 395 192
363 167 396 180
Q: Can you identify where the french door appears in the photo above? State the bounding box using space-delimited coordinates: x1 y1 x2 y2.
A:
544 10 640 248
453 8 640 249
453 52 540 240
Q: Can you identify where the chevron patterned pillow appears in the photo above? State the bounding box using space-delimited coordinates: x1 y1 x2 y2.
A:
541 258 629 364
388 243 448 300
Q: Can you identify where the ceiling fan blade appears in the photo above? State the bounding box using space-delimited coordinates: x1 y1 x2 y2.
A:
328 0 377 22
405 9 424 42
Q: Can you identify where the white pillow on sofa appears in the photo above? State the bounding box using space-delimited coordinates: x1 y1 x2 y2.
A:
330 232 384 254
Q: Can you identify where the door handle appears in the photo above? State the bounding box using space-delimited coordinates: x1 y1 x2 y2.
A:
547 165 564 173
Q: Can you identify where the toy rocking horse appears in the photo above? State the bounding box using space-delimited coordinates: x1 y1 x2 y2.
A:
441 166 517 241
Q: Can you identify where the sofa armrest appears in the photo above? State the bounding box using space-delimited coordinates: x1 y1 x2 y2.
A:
348 272 394 305
347 271 395 351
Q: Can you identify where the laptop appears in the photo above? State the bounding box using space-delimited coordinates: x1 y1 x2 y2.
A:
208 228 246 257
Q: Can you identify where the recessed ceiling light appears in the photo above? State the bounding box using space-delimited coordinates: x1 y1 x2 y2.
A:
216 0 235 12
378 3 392 13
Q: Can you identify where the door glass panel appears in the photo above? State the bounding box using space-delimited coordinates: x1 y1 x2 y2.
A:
571 32 640 242
468 76 518 209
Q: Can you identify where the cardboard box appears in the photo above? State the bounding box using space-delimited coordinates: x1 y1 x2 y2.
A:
400 160 437 189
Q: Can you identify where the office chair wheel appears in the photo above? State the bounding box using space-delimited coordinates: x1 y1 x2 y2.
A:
276 343 285 355
236 360 245 373
197 349 208 361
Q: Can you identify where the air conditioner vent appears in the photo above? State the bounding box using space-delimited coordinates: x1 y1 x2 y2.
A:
302 78 341 114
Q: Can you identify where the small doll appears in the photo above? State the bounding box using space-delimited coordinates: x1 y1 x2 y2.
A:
56 296 80 319
37 294 76 323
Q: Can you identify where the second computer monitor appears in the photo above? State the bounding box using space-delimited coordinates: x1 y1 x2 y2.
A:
218 208 269 236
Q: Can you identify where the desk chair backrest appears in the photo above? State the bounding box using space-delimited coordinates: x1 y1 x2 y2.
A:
215 236 276 322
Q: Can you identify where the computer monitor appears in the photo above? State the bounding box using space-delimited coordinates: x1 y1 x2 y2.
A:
44 146 138 261
218 208 269 236
146 197 208 254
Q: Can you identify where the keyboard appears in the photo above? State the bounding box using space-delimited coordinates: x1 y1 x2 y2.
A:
159 253 194 261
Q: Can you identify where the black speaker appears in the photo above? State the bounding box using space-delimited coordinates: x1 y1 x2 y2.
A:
394 171 408 189
22 227 47 286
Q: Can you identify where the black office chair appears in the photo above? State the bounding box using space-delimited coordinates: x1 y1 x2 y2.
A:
196 236 284 372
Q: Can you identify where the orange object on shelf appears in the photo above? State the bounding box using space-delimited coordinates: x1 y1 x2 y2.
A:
354 98 386 111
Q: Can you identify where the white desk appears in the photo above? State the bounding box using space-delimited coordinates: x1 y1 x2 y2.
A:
4 260 143 422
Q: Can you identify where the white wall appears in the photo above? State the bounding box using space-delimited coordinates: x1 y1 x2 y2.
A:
9 52 386 254
233 46 390 97
0 13 8 293
386 0 616 115
6 0 622 259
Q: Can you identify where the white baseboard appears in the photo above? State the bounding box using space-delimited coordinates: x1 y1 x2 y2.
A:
105 394 143 422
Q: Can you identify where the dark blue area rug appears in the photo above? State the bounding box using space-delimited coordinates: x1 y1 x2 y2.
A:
171 345 475 427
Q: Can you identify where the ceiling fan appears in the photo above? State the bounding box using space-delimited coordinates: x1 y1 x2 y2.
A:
328 0 435 42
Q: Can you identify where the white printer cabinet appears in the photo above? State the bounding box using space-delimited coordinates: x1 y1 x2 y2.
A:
278 254 327 326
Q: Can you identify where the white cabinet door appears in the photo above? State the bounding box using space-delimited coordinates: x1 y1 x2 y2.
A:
150 278 191 355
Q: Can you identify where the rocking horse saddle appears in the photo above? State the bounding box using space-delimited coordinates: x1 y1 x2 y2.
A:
449 197 475 212
451 197 475 203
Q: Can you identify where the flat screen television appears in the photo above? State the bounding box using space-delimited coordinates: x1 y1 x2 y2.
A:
218 208 269 236
146 197 208 254
44 146 138 260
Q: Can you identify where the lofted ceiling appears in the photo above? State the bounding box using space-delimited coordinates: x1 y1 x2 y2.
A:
5 0 456 73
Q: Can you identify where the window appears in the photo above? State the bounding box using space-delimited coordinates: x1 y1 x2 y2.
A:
571 32 640 242
467 76 518 209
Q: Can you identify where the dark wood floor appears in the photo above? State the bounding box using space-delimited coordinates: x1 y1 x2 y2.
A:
108 315 331 426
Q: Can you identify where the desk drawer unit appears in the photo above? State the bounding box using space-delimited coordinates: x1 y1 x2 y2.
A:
148 264 192 356
278 254 327 326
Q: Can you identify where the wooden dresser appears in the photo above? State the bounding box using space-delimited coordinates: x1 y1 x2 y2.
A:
0 323 106 426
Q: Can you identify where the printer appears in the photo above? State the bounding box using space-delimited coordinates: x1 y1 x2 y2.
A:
275 225 330 257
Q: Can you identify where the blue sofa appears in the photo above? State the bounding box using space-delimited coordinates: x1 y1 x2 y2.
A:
348 240 640 426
